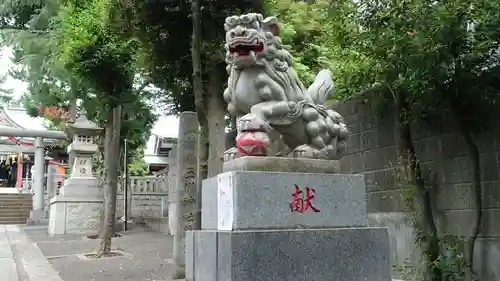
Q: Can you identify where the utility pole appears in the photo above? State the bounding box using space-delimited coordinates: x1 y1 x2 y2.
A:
123 138 128 231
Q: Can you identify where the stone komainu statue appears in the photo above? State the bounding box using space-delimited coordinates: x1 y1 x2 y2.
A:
223 13 348 161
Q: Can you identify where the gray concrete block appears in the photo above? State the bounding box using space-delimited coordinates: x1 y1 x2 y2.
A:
361 129 378 151
201 177 218 230
185 231 194 281
363 146 398 171
191 227 391 281
480 153 499 181
360 113 377 131
186 230 218 281
412 136 442 162
223 156 340 174
343 114 361 133
438 209 500 237
367 190 407 213
376 115 395 147
441 157 473 184
440 134 468 158
410 121 433 139
363 169 397 193
345 133 362 154
340 152 364 174
202 171 367 231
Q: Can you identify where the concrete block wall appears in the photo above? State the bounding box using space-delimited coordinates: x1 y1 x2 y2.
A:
336 99 500 280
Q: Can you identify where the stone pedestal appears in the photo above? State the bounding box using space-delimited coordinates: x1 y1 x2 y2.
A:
48 113 103 235
49 177 104 235
48 176 103 235
188 228 390 281
48 194 103 235
186 157 391 281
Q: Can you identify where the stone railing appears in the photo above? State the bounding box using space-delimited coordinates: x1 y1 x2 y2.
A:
42 173 169 223
116 175 168 220
119 176 167 195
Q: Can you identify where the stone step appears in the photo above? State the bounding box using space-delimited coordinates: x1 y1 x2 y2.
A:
0 211 30 219
0 218 30 223
0 211 31 216
0 199 32 203
0 198 32 202
0 193 32 197
0 214 29 221
0 195 32 198
0 203 32 209
0 220 27 224
0 204 32 209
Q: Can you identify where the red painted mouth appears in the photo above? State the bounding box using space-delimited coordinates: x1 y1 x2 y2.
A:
229 42 264 56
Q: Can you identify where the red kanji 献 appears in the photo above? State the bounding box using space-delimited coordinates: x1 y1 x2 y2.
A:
290 184 320 213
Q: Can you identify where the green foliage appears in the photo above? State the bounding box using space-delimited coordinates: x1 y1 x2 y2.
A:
57 0 110 61
263 0 372 101
131 0 264 113
265 0 334 85
1 0 157 165
327 0 500 127
394 158 466 281
128 158 149 176
58 0 138 106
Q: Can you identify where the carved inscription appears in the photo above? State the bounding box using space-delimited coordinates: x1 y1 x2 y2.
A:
290 184 320 213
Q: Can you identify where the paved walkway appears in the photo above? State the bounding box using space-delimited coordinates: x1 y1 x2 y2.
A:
0 224 177 281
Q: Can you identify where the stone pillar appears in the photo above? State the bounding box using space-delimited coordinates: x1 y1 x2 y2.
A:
126 178 132 220
167 144 178 235
172 112 198 279
160 167 170 217
48 114 103 235
185 157 392 281
30 137 46 221
45 166 56 212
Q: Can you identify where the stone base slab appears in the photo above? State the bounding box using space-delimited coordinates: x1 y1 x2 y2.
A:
48 196 103 235
186 227 391 281
223 156 340 174
27 210 49 225
202 171 367 230
59 177 102 197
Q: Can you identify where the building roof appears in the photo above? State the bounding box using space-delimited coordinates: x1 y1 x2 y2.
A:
0 103 64 147
143 155 169 165
0 103 47 130
145 115 178 155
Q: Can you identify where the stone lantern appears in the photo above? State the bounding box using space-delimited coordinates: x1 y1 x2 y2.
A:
48 113 104 235
65 113 102 179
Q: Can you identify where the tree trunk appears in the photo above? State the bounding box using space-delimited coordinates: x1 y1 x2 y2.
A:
393 90 441 281
97 105 122 258
191 0 205 231
68 96 78 167
206 68 226 177
455 113 482 281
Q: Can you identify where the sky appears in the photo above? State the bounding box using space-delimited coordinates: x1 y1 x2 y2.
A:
0 46 179 138
0 47 27 95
